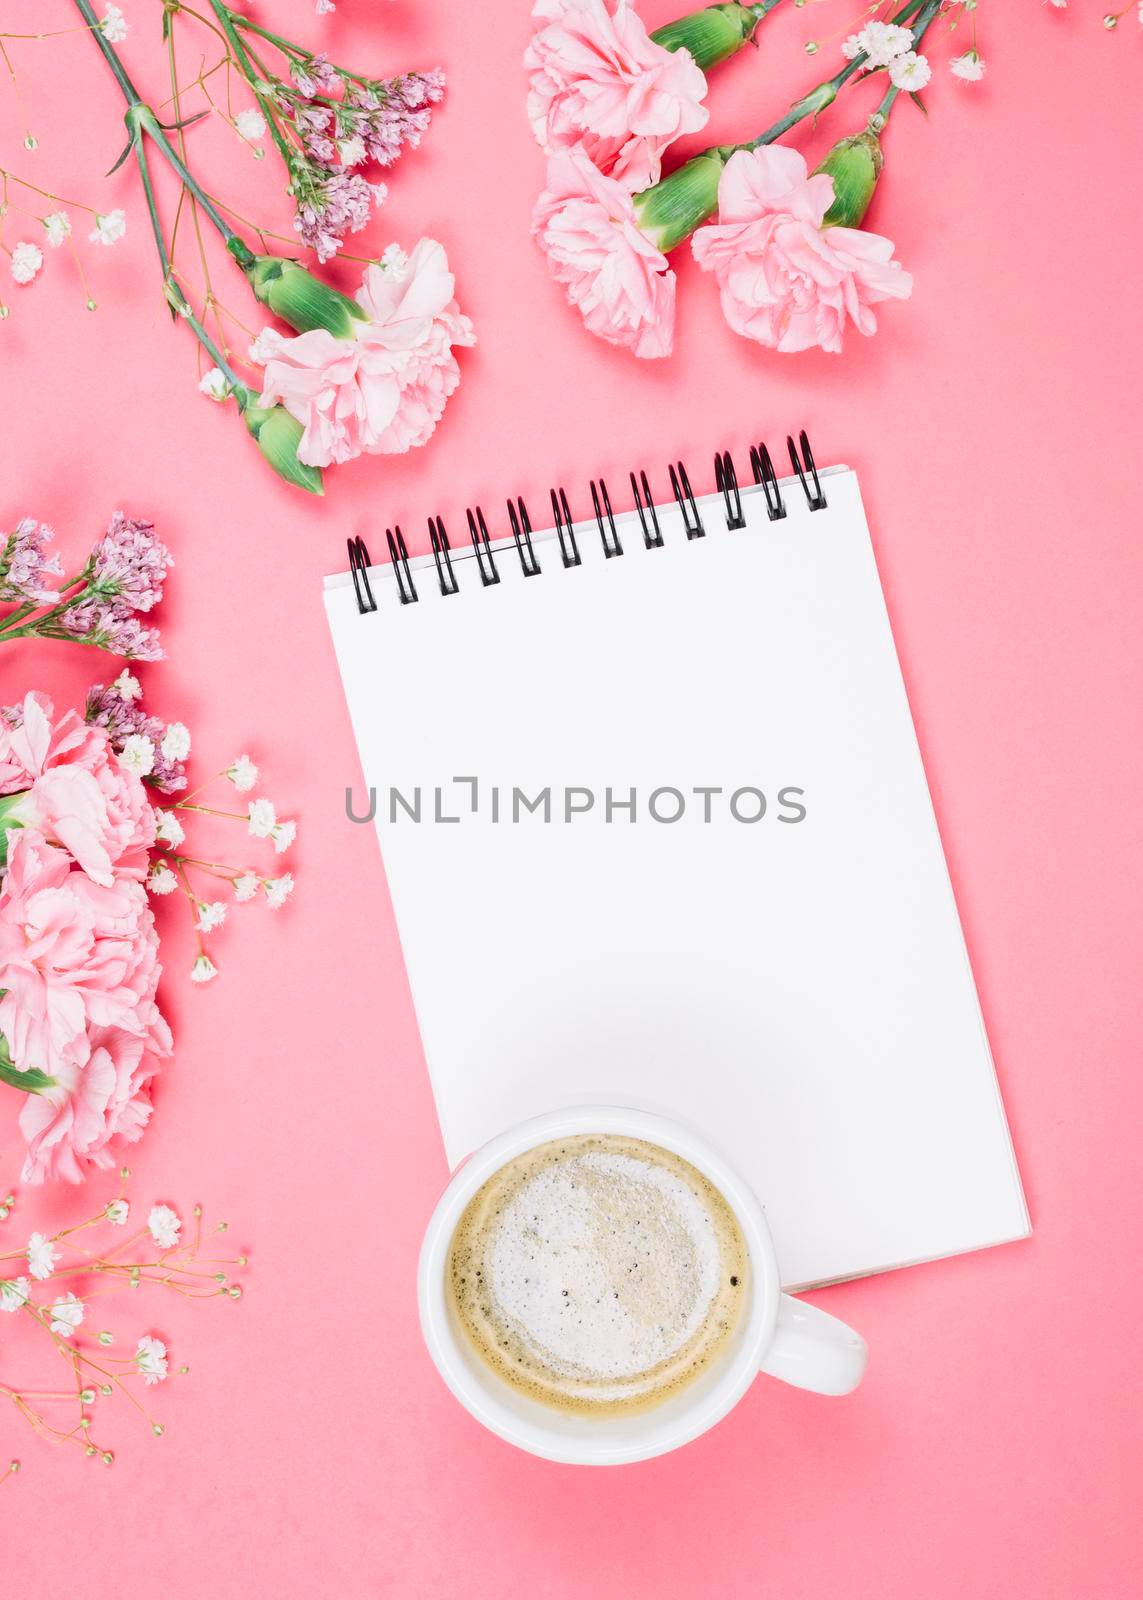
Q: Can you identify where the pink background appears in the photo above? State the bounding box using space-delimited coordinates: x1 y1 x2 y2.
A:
2 1 1141 1593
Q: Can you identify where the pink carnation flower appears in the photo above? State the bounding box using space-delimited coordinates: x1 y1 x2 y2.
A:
0 829 162 1081
525 0 709 190
19 1019 171 1185
532 143 675 358
691 145 912 353
0 692 155 885
253 238 475 468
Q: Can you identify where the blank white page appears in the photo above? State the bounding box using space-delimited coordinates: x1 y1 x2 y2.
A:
323 466 1029 1289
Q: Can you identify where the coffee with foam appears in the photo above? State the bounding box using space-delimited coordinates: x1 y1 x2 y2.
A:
446 1133 749 1416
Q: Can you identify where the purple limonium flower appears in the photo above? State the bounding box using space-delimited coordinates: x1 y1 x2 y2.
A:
87 511 174 611
0 517 63 603
85 680 188 793
60 599 163 661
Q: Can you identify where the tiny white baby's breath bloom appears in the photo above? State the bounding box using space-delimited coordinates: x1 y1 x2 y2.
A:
89 209 127 246
100 4 129 42
337 135 367 167
889 51 931 91
148 862 178 896
841 33 862 59
135 1334 169 1385
195 900 227 933
950 51 985 81
112 668 142 700
317 0 336 13
161 721 191 761
264 872 294 910
1045 0 1066 8
852 20 913 66
190 953 218 984
233 872 259 902
270 819 296 854
27 1233 58 1281
247 797 276 838
154 809 184 847
50 1292 84 1338
43 210 71 248
105 1200 130 1226
0 1277 31 1313
228 754 258 792
381 243 408 274
235 108 267 142
148 1204 181 1249
198 366 231 402
119 733 155 776
11 242 44 285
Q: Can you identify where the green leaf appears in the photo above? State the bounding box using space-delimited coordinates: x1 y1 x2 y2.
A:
0 1033 55 1095
909 91 929 117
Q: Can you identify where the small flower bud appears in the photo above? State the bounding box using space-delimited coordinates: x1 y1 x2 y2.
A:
633 151 725 253
814 128 884 229
152 1423 165 1436
240 399 325 497
101 1451 114 1466
239 252 367 338
98 1331 113 1346
228 1285 243 1300
649 3 765 69
100 1384 113 1396
80 1388 96 1404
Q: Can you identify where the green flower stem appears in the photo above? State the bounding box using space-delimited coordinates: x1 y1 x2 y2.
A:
870 0 944 126
201 1 303 174
222 7 375 89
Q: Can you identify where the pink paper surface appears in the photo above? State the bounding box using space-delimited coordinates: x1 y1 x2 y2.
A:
1 3 1140 1594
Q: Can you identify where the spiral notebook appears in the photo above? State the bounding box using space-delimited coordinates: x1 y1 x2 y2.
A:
322 436 1029 1290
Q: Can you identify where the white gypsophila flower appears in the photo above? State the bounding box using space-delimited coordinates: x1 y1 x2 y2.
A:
112 668 142 700
270 819 296 855
50 1292 85 1338
89 209 127 246
198 366 230 402
380 242 408 274
27 1232 58 1281
849 20 913 66
337 135 367 167
101 4 128 42
195 900 227 933
148 862 178 896
950 51 985 81
11 242 44 285
119 733 155 776
247 797 276 837
148 1204 181 1249
0 1277 31 1313
161 721 191 761
135 1335 169 1385
264 873 294 910
233 872 259 902
190 953 218 984
889 51 932 90
105 1199 130 1225
228 754 258 792
43 210 71 248
154 809 185 847
317 0 336 13
235 108 267 142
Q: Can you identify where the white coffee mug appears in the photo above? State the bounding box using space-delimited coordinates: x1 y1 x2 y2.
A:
417 1105 867 1465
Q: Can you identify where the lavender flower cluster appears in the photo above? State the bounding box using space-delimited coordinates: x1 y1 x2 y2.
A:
62 512 173 662
85 679 188 794
0 517 63 604
277 56 445 261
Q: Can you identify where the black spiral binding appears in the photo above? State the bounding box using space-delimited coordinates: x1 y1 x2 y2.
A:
714 450 745 531
466 506 500 587
347 535 376 613
350 434 828 612
749 443 787 521
591 479 622 559
788 430 826 512
428 516 458 597
385 527 417 605
507 497 541 577
550 487 582 568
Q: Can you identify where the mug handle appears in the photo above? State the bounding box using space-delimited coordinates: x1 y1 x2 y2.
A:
758 1294 868 1396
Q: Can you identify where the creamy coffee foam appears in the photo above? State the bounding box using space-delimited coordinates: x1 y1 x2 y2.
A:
447 1134 749 1415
